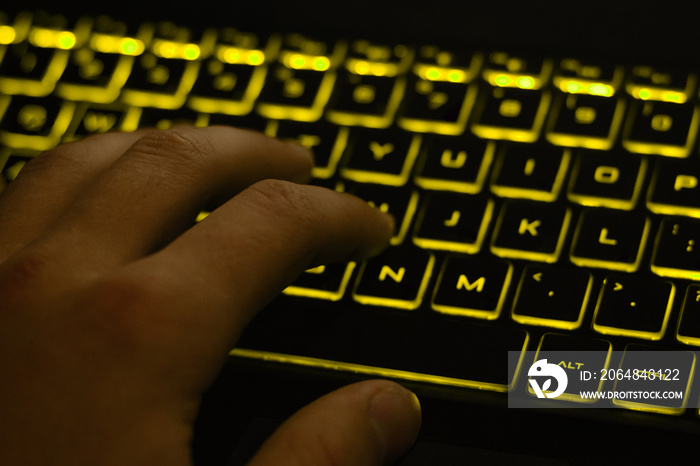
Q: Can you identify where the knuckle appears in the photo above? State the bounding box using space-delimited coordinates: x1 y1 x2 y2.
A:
128 127 212 175
18 141 90 178
245 179 317 231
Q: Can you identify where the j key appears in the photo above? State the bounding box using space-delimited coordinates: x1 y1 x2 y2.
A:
546 93 625 150
532 333 612 402
235 300 529 391
341 128 421 186
343 182 419 245
626 65 694 103
413 192 494 253
568 149 647 210
353 247 435 310
398 77 474 135
471 87 551 142
414 135 493 193
272 120 346 179
490 143 570 202
511 265 592 330
623 100 699 157
121 22 211 109
188 28 278 115
592 275 674 340
490 200 571 263
677 285 700 345
647 157 700 216
553 59 622 96
570 209 650 272
612 345 695 414
256 33 342 121
0 94 75 150
651 219 700 279
431 254 512 319
482 51 552 89
283 262 356 301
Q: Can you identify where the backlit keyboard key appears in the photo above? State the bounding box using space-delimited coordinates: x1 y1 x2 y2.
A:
647 157 700 216
490 143 570 202
271 120 346 179
546 93 625 150
676 285 700 345
592 275 674 340
353 247 434 310
414 136 494 193
612 345 695 414
622 100 699 157
0 94 75 150
531 333 612 403
511 265 592 329
256 34 343 121
340 128 421 186
283 262 356 301
0 150 34 185
343 182 419 245
567 149 647 210
553 59 622 97
490 200 571 262
650 219 700 279
431 255 512 319
188 28 280 115
65 102 136 138
626 65 695 103
413 192 493 253
471 87 551 142
569 209 650 272
482 52 552 90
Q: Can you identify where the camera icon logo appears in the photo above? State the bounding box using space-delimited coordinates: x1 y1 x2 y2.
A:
528 359 568 399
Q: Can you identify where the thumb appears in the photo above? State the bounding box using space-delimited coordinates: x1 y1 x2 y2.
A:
247 380 422 466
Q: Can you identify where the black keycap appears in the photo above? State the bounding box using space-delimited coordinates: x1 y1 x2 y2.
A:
627 65 693 102
273 120 345 179
284 262 356 301
676 284 700 346
414 135 494 193
568 149 647 210
546 93 625 150
353 247 435 310
328 72 405 128
569 209 650 272
490 200 571 262
0 152 34 184
651 219 700 279
623 100 698 157
511 265 592 329
482 52 551 89
343 182 419 245
490 143 570 201
471 87 550 142
431 254 512 319
553 58 621 96
0 94 75 150
340 128 420 186
413 192 493 253
65 102 133 139
647 157 700 216
592 275 674 340
531 333 612 402
398 77 473 135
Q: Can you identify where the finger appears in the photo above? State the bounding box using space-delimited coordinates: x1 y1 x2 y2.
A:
248 380 421 466
151 179 394 331
33 126 313 273
0 131 149 260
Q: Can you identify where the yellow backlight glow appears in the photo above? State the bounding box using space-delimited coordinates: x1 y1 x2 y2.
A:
281 52 330 71
91 35 145 55
30 29 76 49
153 40 201 60
0 25 16 44
562 80 614 96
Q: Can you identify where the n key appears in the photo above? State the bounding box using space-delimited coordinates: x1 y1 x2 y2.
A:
353 247 435 310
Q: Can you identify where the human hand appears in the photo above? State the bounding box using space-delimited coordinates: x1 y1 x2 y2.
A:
0 126 421 465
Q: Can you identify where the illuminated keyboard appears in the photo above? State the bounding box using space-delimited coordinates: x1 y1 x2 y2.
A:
3 9 700 416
